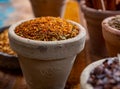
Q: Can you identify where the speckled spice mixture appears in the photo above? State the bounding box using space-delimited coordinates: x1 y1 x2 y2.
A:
15 17 79 41
108 15 120 30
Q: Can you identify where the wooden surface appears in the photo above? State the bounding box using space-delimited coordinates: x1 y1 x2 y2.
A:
0 0 104 89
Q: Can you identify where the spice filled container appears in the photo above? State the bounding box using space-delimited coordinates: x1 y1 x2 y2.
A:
80 57 120 89
80 0 120 60
102 15 120 57
0 26 20 69
8 17 86 89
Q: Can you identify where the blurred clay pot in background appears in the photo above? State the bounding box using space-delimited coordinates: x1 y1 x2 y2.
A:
102 16 120 57
30 0 66 17
80 0 120 60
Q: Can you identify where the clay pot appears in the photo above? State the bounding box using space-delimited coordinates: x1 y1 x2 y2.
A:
102 16 120 57
80 0 120 60
80 57 115 89
8 18 86 89
29 0 66 17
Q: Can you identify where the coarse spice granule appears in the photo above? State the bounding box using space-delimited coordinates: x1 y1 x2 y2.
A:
15 16 79 41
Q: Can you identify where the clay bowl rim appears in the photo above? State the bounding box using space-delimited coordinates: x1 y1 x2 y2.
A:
102 16 120 36
8 18 86 47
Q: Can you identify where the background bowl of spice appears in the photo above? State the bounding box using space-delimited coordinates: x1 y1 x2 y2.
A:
8 16 86 89
80 0 120 60
80 57 120 89
102 15 120 57
0 26 20 69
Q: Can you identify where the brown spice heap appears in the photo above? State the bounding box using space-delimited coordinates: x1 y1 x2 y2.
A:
108 15 120 30
0 30 16 56
88 58 120 89
15 17 79 41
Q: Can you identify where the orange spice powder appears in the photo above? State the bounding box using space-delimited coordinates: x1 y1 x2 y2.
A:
15 16 79 41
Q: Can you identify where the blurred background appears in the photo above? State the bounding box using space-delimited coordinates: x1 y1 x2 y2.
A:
0 0 82 28
0 0 33 28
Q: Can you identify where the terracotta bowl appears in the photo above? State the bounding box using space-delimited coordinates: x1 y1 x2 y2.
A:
80 0 120 59
102 16 120 57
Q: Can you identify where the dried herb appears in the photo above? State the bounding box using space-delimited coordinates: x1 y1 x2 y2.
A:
15 17 79 41
108 15 120 30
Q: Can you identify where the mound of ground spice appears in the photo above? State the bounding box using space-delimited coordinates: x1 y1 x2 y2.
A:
15 16 79 41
